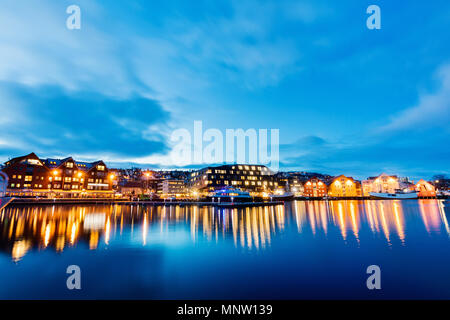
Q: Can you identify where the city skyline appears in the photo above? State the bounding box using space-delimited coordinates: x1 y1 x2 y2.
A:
0 0 449 180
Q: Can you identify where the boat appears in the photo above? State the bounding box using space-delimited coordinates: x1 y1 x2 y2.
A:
0 197 14 211
211 187 252 203
268 191 294 201
369 190 418 199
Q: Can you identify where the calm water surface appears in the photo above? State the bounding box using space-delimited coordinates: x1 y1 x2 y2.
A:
0 200 449 299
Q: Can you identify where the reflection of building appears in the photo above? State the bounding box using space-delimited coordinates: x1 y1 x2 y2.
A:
1 152 114 197
189 164 278 195
327 175 362 197
303 178 327 197
362 173 399 195
415 179 436 198
157 179 187 198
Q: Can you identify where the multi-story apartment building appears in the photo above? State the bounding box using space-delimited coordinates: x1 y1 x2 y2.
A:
303 177 327 198
1 153 114 197
362 173 399 195
189 164 278 195
327 175 362 197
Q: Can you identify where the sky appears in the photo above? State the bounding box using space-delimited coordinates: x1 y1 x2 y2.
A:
0 0 449 180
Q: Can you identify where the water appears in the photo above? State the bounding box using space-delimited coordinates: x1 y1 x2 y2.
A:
0 200 449 299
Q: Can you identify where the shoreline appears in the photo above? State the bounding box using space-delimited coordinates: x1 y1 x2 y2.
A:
4 196 448 207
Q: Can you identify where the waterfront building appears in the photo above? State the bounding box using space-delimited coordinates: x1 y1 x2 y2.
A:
119 181 145 196
189 164 278 195
2 153 51 193
1 152 114 197
157 179 187 198
303 177 327 198
275 172 304 196
362 173 400 196
327 175 362 197
415 179 436 198
0 171 7 196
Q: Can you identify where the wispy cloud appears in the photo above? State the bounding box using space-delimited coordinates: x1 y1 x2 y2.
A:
377 63 450 133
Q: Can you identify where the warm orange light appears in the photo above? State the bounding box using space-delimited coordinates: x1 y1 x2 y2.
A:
109 174 115 180
52 170 58 176
77 172 83 177
145 172 150 177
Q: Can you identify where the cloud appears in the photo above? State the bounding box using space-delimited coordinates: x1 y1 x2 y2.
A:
281 131 450 180
0 83 170 160
377 64 450 132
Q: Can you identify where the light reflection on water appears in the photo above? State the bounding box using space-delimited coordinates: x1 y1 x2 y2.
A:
1 199 450 299
0 200 448 262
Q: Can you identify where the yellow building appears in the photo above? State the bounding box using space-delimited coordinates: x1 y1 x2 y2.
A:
328 175 362 197
362 173 399 195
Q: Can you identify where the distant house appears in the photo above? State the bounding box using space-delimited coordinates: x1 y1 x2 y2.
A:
362 173 399 195
415 179 436 198
327 175 362 197
119 181 145 196
157 179 187 198
303 177 327 198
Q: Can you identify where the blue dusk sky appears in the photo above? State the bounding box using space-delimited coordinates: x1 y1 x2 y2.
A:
0 0 449 179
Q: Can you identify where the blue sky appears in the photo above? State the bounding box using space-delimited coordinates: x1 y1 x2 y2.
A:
0 0 449 179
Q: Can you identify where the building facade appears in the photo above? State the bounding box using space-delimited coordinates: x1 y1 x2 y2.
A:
415 179 436 198
189 164 278 195
327 175 362 197
362 173 400 195
275 173 304 196
1 153 114 197
157 179 187 198
303 178 327 198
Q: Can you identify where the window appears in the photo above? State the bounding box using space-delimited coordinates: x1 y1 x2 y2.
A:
66 162 73 168
97 165 105 171
25 175 32 181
